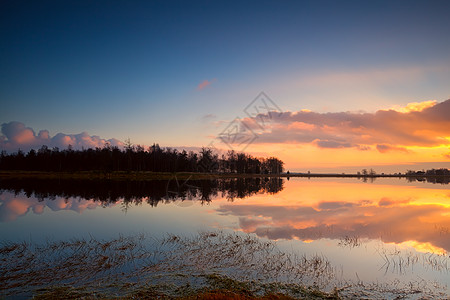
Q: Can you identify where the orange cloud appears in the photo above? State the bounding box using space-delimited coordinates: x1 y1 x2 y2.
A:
197 78 216 90
287 122 315 131
389 100 437 113
237 99 450 151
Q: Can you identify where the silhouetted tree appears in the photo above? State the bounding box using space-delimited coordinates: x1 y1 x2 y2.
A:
0 143 284 175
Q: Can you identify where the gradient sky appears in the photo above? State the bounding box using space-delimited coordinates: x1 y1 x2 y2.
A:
1 0 450 171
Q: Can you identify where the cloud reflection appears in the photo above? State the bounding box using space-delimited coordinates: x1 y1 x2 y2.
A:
0 192 107 222
217 184 450 252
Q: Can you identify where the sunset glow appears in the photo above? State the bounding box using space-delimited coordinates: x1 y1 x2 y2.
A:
230 99 450 172
0 1 449 174
1 1 450 297
217 179 450 253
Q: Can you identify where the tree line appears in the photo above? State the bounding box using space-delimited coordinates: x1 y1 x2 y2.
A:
405 168 450 184
0 143 284 174
406 168 450 176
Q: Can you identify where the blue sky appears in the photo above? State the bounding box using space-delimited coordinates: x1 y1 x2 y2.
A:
1 0 450 170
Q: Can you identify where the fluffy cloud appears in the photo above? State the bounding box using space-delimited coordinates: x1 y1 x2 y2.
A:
227 99 450 151
0 121 124 153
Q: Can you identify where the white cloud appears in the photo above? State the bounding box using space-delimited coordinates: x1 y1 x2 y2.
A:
0 121 124 153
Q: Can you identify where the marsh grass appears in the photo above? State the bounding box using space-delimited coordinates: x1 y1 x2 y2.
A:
0 232 448 299
376 244 450 275
337 236 362 249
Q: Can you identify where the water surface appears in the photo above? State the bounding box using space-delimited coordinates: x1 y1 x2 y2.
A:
1 176 449 298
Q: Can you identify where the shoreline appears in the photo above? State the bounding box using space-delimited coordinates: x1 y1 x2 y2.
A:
0 170 448 180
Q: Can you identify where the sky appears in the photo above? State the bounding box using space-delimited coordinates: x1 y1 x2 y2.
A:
1 0 450 172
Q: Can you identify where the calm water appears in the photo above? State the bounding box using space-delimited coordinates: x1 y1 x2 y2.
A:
1 176 449 297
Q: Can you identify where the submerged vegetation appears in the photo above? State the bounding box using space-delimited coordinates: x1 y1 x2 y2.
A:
1 232 447 299
0 231 335 299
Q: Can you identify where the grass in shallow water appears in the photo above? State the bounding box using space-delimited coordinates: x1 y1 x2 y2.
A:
0 231 447 299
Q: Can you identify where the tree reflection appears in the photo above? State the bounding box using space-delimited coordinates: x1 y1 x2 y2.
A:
0 177 284 206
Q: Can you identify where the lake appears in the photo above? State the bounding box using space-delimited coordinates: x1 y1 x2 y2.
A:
1 176 449 298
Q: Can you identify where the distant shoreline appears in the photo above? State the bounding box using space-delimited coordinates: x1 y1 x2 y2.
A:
0 170 448 180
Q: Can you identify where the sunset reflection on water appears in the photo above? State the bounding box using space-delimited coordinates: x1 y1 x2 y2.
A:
1 177 449 291
217 178 450 253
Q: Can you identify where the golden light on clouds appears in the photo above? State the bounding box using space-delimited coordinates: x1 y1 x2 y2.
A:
239 99 450 170
389 100 438 113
